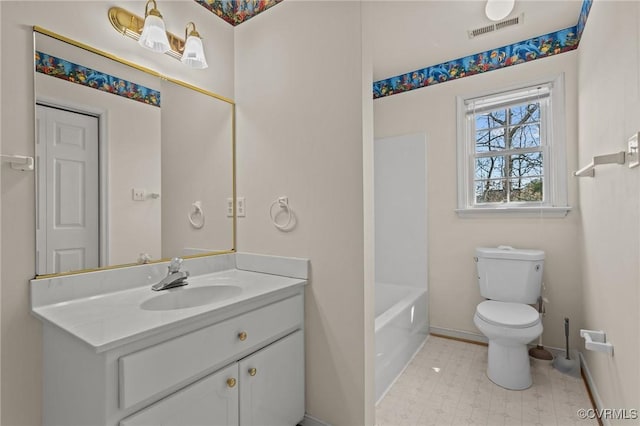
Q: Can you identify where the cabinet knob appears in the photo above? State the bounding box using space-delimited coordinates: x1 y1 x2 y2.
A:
226 378 237 388
248 368 257 377
237 331 247 341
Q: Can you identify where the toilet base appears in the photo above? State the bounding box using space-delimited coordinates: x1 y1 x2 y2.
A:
487 340 532 390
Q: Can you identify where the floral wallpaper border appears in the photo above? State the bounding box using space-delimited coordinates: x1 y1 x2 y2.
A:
35 51 161 107
576 0 593 40
194 0 283 26
373 0 593 99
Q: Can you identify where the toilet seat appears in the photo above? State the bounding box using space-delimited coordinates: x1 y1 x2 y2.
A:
476 300 540 329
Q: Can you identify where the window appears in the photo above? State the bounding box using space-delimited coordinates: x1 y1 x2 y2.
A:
456 75 570 217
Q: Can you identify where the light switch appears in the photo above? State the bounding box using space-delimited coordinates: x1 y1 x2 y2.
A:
226 198 234 217
237 197 246 217
226 197 246 217
628 132 639 168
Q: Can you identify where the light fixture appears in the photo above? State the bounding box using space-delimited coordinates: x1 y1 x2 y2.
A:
181 22 208 69
485 0 515 21
138 0 170 53
108 3 208 69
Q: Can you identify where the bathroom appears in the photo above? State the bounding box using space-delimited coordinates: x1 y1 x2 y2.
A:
1 0 639 425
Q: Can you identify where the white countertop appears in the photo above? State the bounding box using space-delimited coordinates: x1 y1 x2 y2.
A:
32 269 306 352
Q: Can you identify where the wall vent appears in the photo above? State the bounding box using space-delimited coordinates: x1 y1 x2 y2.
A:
468 13 524 39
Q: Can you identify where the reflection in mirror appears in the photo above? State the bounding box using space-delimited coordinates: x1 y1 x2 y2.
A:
34 29 235 277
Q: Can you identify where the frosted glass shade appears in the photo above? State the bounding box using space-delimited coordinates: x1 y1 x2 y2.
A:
138 14 170 53
485 0 515 21
181 35 208 69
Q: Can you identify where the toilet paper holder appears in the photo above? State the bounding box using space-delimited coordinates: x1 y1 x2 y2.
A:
580 329 613 355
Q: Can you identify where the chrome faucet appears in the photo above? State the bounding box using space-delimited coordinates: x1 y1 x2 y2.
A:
152 257 190 291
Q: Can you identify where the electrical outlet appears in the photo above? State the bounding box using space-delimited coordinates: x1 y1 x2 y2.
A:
237 197 246 217
226 197 246 217
132 188 146 201
226 198 234 217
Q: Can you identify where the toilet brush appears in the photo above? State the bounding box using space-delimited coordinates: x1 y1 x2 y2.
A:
528 297 553 360
552 317 581 377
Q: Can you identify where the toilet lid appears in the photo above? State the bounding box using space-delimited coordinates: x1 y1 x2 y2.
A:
476 300 540 328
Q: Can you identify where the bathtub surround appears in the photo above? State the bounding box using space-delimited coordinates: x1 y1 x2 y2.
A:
374 133 428 402
375 283 428 402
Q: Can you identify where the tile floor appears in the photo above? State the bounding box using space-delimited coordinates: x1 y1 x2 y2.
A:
375 335 597 426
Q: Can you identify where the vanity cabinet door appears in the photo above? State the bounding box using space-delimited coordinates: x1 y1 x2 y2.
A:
120 363 239 426
239 330 304 426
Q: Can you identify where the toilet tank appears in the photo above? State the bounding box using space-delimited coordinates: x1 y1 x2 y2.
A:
476 246 545 304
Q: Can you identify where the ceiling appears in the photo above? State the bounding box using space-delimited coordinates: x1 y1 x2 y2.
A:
193 1 583 82
368 1 583 81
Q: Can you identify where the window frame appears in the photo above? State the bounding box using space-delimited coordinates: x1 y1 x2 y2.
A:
456 74 570 218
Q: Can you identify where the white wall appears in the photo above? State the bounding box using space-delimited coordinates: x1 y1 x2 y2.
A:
0 2 3 420
234 1 372 424
374 52 582 351
161 82 234 256
0 2 233 424
374 134 427 290
578 1 640 414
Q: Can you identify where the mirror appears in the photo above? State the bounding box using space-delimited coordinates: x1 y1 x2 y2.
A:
34 28 235 277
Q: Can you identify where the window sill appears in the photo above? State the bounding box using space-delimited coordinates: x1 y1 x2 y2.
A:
455 206 572 218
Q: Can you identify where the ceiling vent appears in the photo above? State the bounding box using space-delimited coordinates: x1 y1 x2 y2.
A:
468 13 524 39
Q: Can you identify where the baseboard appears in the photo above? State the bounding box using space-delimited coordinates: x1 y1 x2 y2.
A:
429 326 488 344
579 352 608 426
300 414 332 426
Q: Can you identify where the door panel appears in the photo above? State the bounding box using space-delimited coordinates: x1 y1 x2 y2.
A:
36 105 99 274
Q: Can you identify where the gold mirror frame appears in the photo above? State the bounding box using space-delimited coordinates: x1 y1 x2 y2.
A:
33 26 236 279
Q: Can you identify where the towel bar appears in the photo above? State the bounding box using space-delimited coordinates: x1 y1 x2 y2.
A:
0 154 34 171
574 151 625 177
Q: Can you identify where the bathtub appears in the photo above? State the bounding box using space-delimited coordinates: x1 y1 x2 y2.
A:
375 282 428 403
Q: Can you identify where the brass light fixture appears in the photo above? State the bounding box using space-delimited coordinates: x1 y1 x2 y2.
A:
138 0 170 53
108 0 208 68
181 22 208 69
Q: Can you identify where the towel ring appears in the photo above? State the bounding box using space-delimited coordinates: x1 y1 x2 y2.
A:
269 197 293 230
188 201 205 229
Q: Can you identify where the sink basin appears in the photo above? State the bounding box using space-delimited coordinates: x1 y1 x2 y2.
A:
140 285 242 311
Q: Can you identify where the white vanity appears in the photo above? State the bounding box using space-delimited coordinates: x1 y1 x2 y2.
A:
31 253 308 426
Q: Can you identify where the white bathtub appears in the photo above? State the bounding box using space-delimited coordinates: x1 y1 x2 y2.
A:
375 282 428 403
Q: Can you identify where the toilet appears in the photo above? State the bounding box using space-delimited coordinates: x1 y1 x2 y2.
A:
473 246 545 390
